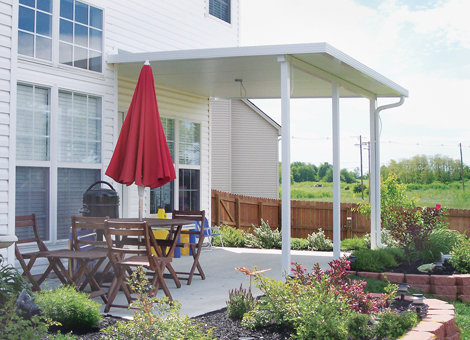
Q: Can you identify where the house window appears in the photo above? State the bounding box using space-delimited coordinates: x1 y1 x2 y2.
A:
16 83 102 242
18 0 53 60
59 0 103 72
150 119 201 213
209 0 231 23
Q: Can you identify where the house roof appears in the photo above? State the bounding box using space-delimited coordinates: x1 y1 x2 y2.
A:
107 43 408 100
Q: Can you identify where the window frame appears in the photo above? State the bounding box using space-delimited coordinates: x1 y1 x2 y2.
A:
150 117 202 214
15 82 103 243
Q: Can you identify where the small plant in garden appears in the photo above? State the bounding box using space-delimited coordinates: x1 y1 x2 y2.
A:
307 228 333 251
0 254 29 305
340 235 368 250
226 284 257 319
346 312 373 340
35 284 102 332
291 237 309 250
244 219 281 249
372 310 418 339
351 248 402 272
211 225 245 247
102 266 215 340
450 235 470 273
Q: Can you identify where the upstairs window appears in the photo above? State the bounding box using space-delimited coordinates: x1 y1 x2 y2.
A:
18 0 53 60
209 0 230 23
59 0 103 72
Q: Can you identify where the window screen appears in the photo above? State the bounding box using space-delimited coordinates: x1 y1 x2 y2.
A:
209 0 230 23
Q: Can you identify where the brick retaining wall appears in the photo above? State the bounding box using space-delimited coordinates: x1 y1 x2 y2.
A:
350 271 468 339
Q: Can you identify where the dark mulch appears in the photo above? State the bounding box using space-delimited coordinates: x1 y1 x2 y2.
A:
45 298 425 340
383 259 457 275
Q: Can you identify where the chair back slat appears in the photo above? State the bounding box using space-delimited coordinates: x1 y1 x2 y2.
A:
104 220 157 271
15 214 47 249
71 216 108 251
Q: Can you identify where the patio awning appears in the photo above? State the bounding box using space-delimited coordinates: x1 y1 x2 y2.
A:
107 42 409 273
107 43 408 100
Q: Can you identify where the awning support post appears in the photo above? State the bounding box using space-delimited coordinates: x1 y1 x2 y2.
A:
332 82 341 259
279 56 291 274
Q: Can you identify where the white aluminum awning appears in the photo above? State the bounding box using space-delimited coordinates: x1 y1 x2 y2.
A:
108 42 409 273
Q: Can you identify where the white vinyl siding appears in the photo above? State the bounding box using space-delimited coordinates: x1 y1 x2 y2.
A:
116 78 210 218
211 99 280 199
0 0 12 256
210 99 231 192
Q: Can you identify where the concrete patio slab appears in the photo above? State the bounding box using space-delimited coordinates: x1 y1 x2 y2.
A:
42 248 345 319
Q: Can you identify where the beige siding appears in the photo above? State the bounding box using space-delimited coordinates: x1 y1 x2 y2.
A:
231 100 279 199
117 77 211 216
0 0 11 259
210 99 231 192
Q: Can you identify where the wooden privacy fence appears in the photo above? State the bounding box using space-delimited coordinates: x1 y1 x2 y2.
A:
211 190 470 240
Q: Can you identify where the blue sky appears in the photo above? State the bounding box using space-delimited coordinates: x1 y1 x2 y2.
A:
240 0 470 171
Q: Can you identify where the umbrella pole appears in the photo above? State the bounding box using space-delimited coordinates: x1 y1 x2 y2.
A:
138 185 145 221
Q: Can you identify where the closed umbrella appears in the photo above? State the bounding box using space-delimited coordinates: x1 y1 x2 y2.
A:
106 61 176 220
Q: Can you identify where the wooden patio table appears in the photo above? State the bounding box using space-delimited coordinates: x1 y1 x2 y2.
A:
107 218 193 288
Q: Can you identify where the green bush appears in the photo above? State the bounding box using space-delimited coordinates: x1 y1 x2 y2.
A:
341 235 368 250
346 312 372 340
352 248 400 272
373 310 418 339
102 267 215 340
307 228 333 251
244 220 282 249
450 236 470 274
291 237 309 250
226 284 257 320
212 225 245 247
418 227 462 262
35 285 102 331
363 228 399 248
0 255 29 305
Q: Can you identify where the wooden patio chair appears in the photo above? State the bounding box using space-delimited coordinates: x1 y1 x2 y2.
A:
103 220 172 313
171 210 206 285
70 215 113 288
15 214 69 291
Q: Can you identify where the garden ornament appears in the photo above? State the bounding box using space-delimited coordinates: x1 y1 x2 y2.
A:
417 263 435 273
16 289 40 319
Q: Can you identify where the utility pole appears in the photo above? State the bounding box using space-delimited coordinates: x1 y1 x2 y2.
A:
460 143 465 191
354 136 369 200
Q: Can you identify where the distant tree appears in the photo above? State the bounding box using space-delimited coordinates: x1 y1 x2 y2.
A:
340 169 356 184
318 162 332 181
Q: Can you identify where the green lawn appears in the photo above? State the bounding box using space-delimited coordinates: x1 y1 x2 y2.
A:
287 180 470 209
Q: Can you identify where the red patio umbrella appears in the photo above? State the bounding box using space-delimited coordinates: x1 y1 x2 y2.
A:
106 61 176 220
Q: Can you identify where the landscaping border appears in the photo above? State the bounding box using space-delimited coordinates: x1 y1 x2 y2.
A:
351 271 467 340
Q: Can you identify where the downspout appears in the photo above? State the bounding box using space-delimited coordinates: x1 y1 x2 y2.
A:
373 96 405 248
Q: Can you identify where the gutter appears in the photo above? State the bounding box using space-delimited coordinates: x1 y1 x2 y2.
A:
374 96 405 248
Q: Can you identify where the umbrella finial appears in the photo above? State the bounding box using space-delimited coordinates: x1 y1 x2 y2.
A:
144 60 150 66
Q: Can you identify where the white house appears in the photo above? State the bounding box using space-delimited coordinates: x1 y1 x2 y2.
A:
211 99 280 199
2 0 408 274
1 0 239 267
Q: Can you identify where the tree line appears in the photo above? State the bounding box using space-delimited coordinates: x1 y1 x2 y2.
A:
282 154 469 185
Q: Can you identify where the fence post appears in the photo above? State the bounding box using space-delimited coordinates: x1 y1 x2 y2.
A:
258 201 263 225
235 197 241 230
215 193 221 226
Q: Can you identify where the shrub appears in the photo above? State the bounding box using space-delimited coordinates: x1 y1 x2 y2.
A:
352 248 399 272
418 227 462 262
307 228 333 251
226 284 257 319
341 235 368 250
373 310 418 339
0 295 50 340
353 183 366 194
0 254 29 305
35 285 102 331
102 267 215 340
212 225 245 247
244 220 281 249
363 228 399 248
291 237 309 250
450 236 470 274
346 312 372 340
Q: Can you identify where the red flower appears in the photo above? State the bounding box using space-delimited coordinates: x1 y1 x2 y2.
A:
435 204 442 209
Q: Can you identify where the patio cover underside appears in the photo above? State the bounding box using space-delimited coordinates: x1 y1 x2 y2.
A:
108 42 409 272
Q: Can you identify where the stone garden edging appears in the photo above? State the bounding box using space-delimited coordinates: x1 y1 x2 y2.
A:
350 271 467 340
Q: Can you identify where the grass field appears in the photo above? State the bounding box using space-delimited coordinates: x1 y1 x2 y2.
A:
286 180 470 209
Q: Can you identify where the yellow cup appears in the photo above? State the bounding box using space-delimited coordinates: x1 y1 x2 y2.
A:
157 209 167 219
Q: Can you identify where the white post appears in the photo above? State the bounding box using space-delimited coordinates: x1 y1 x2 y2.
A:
369 99 378 249
332 82 341 259
279 56 291 274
